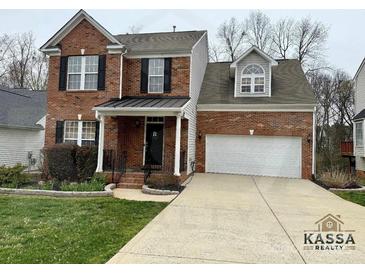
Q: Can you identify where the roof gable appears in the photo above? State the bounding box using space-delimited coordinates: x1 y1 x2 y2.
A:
40 9 122 51
354 58 365 81
230 46 278 69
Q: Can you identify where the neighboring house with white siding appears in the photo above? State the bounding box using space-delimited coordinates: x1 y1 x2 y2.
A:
352 58 365 175
0 87 47 171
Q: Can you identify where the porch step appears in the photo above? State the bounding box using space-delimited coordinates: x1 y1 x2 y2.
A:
117 172 145 189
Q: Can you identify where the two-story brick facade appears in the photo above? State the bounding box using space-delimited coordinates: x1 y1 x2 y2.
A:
41 10 208 187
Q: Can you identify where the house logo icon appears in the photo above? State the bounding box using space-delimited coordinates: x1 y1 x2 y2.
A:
315 214 344 232
303 214 355 251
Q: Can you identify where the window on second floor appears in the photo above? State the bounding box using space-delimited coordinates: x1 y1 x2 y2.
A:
67 56 99 90
148 58 164 93
241 64 265 94
356 121 363 147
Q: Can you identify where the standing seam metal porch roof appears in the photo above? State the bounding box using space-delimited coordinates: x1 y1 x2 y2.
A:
94 96 190 109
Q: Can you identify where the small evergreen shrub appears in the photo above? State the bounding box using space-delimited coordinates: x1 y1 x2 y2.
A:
45 144 78 181
0 164 30 188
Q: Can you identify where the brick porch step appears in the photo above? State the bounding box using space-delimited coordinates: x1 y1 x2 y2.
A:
117 172 145 189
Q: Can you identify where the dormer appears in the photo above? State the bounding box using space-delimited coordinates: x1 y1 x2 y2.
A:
230 46 278 98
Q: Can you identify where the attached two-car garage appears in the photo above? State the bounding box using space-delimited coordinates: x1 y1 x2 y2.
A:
205 135 302 178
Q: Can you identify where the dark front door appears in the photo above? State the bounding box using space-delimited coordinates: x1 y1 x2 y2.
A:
145 123 163 166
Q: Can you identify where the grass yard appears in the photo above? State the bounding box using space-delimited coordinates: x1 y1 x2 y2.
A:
335 191 365 207
0 195 167 264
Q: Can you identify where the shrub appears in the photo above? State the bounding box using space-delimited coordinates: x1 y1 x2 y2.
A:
146 174 181 191
45 144 78 181
0 164 30 188
60 174 107 192
75 146 98 181
319 169 360 189
44 144 98 182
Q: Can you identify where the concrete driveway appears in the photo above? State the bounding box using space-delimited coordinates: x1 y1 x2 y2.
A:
108 173 365 263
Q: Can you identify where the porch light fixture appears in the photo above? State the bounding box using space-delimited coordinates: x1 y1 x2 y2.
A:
135 120 141 128
198 131 202 140
249 129 254 135
78 114 82 120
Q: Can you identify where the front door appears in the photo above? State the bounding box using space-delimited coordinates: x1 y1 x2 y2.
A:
145 123 164 166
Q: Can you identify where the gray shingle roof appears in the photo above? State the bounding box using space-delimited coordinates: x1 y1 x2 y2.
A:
198 59 316 105
0 87 47 129
354 109 365 120
95 96 190 109
114 30 206 54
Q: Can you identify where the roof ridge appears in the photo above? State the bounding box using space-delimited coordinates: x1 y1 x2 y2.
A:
115 30 206 37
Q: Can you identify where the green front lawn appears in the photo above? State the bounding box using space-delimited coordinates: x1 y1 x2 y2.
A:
0 195 167 264
334 191 365 207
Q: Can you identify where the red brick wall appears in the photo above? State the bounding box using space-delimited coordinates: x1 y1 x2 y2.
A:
196 111 313 179
123 57 190 97
45 19 191 152
117 116 188 173
45 19 120 151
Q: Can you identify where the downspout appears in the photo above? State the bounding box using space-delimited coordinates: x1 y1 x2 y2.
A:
119 49 127 99
312 106 316 178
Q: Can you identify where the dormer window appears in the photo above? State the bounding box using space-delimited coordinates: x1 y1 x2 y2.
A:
241 64 265 94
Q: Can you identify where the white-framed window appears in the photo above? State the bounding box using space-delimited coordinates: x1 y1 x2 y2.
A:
64 121 96 146
67 56 99 90
148 58 164 93
356 121 363 147
241 64 265 94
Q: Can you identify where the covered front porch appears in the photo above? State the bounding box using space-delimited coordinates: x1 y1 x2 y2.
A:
93 96 190 187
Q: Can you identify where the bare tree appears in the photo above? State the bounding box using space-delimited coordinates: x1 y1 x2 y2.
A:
27 52 48 90
0 34 13 82
7 32 35 88
208 42 224 62
331 70 354 128
293 17 328 66
271 18 294 59
245 10 272 53
128 25 143 34
216 17 246 62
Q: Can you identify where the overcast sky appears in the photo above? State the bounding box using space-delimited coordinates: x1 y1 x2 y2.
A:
0 9 364 76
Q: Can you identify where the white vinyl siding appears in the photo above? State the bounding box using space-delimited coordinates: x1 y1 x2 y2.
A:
148 58 164 93
67 56 98 90
354 64 365 169
0 117 45 171
235 51 270 97
184 32 208 174
206 135 302 178
356 121 363 147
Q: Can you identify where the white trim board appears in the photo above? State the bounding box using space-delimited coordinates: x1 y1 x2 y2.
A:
197 104 316 112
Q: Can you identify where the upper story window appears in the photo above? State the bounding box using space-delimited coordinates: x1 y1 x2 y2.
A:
241 64 265 94
67 56 99 90
148 58 164 93
356 121 363 147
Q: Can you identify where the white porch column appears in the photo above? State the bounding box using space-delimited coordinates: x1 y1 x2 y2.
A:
96 115 105 172
174 114 182 176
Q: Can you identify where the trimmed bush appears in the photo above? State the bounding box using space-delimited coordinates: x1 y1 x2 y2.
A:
45 144 78 181
75 146 98 181
0 164 30 188
44 144 98 182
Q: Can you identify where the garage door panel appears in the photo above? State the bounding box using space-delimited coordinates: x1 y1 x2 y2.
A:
206 135 301 178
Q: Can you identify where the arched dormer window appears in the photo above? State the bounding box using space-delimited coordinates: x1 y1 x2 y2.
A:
241 64 265 93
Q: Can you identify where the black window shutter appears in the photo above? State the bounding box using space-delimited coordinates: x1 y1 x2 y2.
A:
55 121 64 144
97 55 106 90
140 58 149 93
164 58 172 93
59 57 68 91
95 121 100 146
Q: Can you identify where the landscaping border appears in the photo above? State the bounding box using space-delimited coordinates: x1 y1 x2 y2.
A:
0 183 116 197
142 185 179 195
330 186 365 192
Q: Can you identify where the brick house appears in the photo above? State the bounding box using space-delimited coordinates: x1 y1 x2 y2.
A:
41 10 315 187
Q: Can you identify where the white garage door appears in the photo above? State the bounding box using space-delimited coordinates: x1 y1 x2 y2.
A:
206 135 302 178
